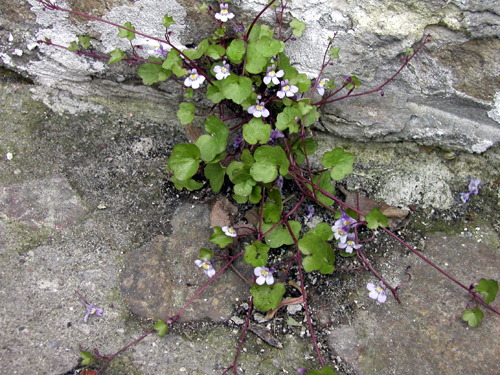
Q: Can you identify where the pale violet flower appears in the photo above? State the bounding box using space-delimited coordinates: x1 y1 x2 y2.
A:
248 101 270 118
222 226 237 237
277 79 299 99
263 65 284 85
338 233 362 253
254 266 275 285
149 43 168 57
213 61 231 80
339 210 358 228
215 3 235 22
195 259 216 277
367 281 387 303
75 291 104 323
184 69 205 89
460 177 481 203
331 220 349 243
316 78 330 96
304 205 315 222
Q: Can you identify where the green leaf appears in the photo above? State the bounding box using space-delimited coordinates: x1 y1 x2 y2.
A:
234 178 256 197
346 75 361 90
462 307 484 328
183 39 209 60
251 283 286 312
292 137 318 165
329 46 340 59
170 176 204 191
262 221 301 248
475 279 498 304
309 222 334 241
177 102 195 125
244 241 270 267
365 207 388 229
306 366 339 375
276 106 301 133
210 226 234 248
220 75 253 104
246 42 269 74
68 41 79 52
78 35 91 49
199 248 214 261
322 147 354 180
250 146 290 183
254 37 284 57
306 171 335 206
298 232 335 274
162 49 187 77
153 319 169 336
109 48 126 64
204 162 225 193
290 18 306 37
167 143 201 181
79 350 94 366
226 39 246 64
205 44 225 59
263 189 283 223
195 115 229 162
206 82 225 104
138 60 171 85
162 14 175 28
118 21 136 40
249 185 263 204
243 118 271 145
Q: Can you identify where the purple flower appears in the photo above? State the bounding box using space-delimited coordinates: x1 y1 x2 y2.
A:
270 129 285 140
305 205 315 222
254 266 275 285
316 78 329 96
277 79 299 99
338 233 362 253
248 101 270 118
275 175 284 191
213 60 231 80
195 259 216 277
184 69 205 89
332 212 357 243
339 210 358 228
367 281 387 303
148 43 168 57
263 65 284 85
75 291 103 323
460 177 481 203
215 3 235 22
233 135 244 149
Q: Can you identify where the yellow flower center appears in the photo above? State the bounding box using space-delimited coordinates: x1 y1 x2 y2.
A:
221 9 228 15
256 105 263 111
190 74 198 80
202 262 210 270
284 85 290 91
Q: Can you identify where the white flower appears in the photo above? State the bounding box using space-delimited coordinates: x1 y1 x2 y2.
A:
316 78 329 96
222 226 237 237
254 267 275 285
214 61 231 80
367 281 387 303
215 3 235 22
6 152 13 160
248 101 270 118
277 79 298 99
195 259 216 277
338 234 362 253
184 69 206 89
263 65 284 85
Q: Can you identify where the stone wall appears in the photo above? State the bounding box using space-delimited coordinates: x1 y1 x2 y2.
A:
1 0 499 152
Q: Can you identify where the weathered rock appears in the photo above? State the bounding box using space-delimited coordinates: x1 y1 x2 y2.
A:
0 0 498 152
120 202 249 322
0 174 87 230
325 231 500 375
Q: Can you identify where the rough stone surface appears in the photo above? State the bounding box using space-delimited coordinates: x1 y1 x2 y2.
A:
0 0 498 152
1 49 499 375
120 202 250 322
326 231 500 375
